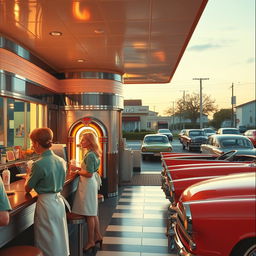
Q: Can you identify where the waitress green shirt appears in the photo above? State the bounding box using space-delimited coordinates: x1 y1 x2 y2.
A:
84 150 100 173
0 177 11 211
27 150 66 194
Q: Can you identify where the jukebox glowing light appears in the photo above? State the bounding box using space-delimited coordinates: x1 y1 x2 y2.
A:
69 118 104 176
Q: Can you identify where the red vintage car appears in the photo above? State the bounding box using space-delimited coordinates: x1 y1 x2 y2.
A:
160 150 256 201
172 172 256 256
163 163 255 204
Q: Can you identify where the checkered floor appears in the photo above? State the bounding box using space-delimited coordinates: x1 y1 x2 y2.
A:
97 186 176 256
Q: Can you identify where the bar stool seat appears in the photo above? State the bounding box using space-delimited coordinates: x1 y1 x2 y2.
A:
66 212 86 256
0 246 43 256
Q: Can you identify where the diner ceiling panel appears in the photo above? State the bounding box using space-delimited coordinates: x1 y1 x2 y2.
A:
0 0 208 84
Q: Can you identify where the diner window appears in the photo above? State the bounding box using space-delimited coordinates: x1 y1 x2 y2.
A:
1 97 46 149
7 98 15 147
147 122 151 128
27 103 37 148
38 104 43 128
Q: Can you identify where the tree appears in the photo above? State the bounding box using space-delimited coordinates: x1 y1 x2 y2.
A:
209 109 232 128
165 93 218 124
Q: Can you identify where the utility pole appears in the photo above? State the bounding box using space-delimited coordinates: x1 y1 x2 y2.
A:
230 83 236 127
193 78 209 128
179 90 188 129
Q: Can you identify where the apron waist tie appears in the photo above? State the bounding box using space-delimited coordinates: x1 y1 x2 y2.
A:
56 192 71 212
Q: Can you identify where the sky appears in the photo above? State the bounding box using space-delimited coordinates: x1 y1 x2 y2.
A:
123 0 255 117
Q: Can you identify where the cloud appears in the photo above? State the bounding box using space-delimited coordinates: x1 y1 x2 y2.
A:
188 43 221 52
247 57 255 63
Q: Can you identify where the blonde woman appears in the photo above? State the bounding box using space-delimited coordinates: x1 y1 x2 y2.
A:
25 127 69 256
71 132 103 253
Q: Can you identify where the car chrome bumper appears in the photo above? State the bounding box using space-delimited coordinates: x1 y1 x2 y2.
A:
173 223 195 256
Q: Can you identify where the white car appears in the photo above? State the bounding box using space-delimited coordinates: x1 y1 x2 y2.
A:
157 129 173 141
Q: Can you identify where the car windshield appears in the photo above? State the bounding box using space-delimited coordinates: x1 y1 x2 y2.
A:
222 129 239 134
144 136 168 143
204 128 215 133
189 131 205 136
158 129 171 133
220 138 253 148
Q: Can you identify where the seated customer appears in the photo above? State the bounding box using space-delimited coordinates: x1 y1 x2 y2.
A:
0 176 12 226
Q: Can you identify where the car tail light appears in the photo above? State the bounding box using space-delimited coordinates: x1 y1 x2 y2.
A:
253 131 256 139
141 147 146 152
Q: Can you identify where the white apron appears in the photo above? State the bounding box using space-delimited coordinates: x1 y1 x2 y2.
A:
34 193 70 256
72 172 98 216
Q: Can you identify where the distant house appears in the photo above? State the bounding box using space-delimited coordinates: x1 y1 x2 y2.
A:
235 100 256 129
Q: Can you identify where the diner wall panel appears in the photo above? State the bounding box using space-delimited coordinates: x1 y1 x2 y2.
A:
0 49 123 96
0 49 59 92
59 79 123 95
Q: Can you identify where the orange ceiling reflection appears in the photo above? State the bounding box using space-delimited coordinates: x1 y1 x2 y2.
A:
72 2 90 21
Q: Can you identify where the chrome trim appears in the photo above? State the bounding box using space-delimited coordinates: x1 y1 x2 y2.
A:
175 206 196 251
173 222 195 256
0 36 58 76
64 71 122 82
0 71 124 109
63 93 123 109
0 36 123 81
184 203 193 235
0 71 56 105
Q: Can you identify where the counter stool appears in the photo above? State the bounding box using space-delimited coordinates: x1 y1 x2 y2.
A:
66 212 86 256
0 246 43 256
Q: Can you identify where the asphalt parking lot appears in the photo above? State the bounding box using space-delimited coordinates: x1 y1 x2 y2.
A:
126 139 197 173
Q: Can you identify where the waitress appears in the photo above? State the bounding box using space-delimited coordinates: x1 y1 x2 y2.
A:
25 127 69 256
71 132 103 253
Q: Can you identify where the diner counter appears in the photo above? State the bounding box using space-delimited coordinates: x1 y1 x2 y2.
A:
0 170 79 248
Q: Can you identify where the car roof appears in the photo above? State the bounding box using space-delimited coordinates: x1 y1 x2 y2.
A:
219 127 239 130
144 134 167 137
211 134 248 138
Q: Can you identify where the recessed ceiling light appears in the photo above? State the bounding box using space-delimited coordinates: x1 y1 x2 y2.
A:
49 31 62 36
94 29 104 34
77 59 86 62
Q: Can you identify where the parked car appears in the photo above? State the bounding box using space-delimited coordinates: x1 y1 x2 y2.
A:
141 134 172 160
157 128 173 141
238 125 247 133
180 129 208 151
244 129 256 147
163 162 256 205
217 127 240 134
202 127 216 137
172 172 256 256
178 129 186 143
160 150 256 199
201 134 256 156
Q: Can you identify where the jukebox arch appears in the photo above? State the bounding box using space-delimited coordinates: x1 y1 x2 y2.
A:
68 117 108 178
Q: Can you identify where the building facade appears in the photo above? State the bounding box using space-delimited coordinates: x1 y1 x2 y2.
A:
122 100 209 132
236 100 256 129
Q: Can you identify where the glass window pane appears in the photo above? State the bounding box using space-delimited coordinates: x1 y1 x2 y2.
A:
13 100 25 147
38 104 43 127
7 98 15 147
27 103 37 148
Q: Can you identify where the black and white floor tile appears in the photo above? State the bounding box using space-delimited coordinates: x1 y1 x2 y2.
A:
97 186 176 256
